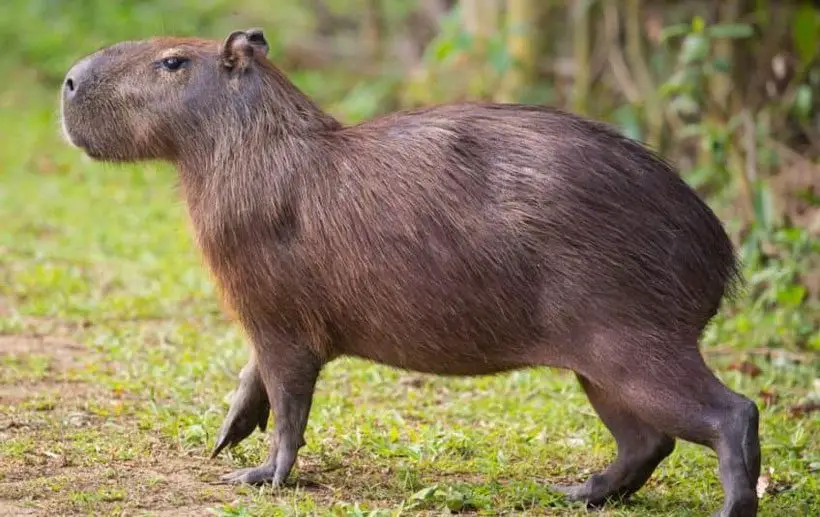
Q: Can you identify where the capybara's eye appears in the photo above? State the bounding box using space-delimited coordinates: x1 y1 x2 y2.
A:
159 56 189 71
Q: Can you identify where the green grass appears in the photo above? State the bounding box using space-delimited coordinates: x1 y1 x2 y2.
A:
1 73 819 517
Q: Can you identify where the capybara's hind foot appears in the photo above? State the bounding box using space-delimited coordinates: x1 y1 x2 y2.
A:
217 463 278 486
714 492 758 517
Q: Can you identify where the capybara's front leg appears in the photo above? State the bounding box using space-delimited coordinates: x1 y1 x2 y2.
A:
212 353 270 458
219 339 321 486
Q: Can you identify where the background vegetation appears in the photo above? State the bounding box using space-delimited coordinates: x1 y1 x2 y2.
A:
0 1 817 515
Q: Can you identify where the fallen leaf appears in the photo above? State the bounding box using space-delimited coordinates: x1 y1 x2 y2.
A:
789 401 820 418
399 375 426 388
756 475 770 499
34 156 58 174
562 435 586 448
728 360 762 378
759 389 778 407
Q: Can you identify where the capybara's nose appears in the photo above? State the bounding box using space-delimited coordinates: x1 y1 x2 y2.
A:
64 58 93 101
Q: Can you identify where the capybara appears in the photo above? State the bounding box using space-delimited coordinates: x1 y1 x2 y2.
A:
60 28 760 517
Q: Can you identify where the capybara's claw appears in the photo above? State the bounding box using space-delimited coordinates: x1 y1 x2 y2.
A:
210 385 270 459
211 417 244 458
210 408 268 458
210 429 233 459
216 464 278 485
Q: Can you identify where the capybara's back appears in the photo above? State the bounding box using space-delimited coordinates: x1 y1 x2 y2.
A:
60 29 760 516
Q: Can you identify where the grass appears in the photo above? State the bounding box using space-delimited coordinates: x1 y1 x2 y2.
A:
1 69 819 517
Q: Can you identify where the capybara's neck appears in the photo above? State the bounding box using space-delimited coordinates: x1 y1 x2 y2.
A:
175 62 342 216
177 132 326 239
253 62 343 134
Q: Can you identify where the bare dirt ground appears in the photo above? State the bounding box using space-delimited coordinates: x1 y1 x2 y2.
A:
0 328 237 516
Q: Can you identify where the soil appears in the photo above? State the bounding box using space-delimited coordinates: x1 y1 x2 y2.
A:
0 330 237 516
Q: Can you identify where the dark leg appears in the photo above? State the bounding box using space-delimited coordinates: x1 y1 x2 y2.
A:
711 394 760 517
219 340 322 486
211 353 270 458
553 373 675 506
574 343 760 517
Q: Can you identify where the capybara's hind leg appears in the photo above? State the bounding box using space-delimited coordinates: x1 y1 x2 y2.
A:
711 395 760 517
587 342 760 517
553 374 675 506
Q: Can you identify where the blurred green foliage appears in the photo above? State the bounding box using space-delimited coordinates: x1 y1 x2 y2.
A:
1 0 239 83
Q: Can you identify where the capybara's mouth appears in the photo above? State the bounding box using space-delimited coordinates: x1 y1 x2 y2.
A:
63 128 89 153
58 110 83 150
59 114 104 159
61 129 103 160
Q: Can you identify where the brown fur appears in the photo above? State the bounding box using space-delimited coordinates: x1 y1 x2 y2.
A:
60 30 760 517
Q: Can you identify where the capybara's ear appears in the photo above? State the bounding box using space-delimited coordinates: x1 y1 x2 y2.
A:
244 28 269 57
219 29 264 72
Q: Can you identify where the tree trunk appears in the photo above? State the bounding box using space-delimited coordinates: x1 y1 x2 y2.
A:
362 0 386 62
625 0 663 149
571 0 591 114
461 0 502 99
499 0 543 103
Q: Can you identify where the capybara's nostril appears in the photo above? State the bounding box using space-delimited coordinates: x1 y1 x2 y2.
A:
63 76 79 101
64 57 93 101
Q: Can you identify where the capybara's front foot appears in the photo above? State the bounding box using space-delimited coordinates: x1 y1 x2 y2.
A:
551 476 617 508
551 482 594 503
552 482 590 499
218 463 278 485
211 359 269 458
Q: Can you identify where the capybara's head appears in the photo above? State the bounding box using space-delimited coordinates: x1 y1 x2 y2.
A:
60 29 273 162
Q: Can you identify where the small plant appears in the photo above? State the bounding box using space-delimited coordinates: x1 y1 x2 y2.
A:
657 17 755 194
